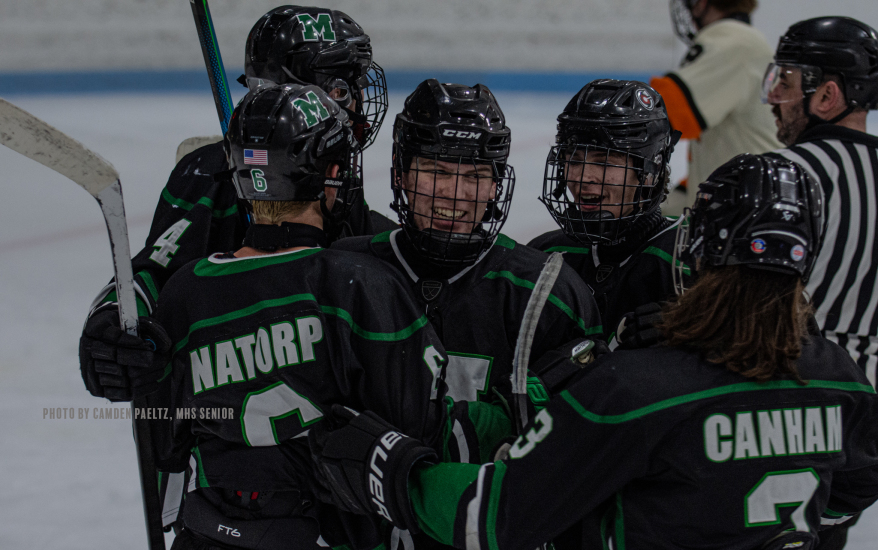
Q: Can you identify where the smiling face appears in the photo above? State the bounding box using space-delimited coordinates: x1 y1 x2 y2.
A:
401 157 496 233
565 149 645 219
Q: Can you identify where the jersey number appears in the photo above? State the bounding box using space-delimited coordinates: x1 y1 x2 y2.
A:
445 353 492 402
149 219 192 267
241 382 323 446
745 469 819 532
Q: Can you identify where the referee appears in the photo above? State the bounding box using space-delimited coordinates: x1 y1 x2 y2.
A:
765 17 878 392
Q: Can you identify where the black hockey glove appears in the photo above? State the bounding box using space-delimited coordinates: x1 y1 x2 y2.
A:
616 302 665 350
759 531 816 550
79 307 172 402
308 404 437 533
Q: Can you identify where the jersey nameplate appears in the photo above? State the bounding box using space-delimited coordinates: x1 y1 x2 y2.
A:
189 317 324 394
704 405 842 463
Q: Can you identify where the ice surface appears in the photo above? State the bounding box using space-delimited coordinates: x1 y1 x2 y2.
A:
0 93 875 548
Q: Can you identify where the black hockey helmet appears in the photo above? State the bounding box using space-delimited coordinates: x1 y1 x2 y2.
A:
391 79 514 266
673 154 824 293
244 6 388 148
764 17 878 111
225 84 361 215
541 79 678 246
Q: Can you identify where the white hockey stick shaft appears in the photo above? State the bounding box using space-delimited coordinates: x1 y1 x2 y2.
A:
511 252 564 434
0 98 138 332
0 97 165 550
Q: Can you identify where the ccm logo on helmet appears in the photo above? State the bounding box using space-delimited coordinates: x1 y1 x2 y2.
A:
442 129 482 140
368 431 404 521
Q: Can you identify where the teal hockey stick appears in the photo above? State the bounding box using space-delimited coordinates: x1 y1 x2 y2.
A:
189 0 234 133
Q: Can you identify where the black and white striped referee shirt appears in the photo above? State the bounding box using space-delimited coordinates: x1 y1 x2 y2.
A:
769 124 878 387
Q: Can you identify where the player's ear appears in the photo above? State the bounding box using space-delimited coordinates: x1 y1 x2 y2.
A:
325 163 340 178
813 80 846 116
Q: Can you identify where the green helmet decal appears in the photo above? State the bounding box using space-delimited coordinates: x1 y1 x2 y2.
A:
293 91 331 128
295 13 336 42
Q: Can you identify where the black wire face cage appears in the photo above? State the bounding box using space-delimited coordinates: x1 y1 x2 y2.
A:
327 150 365 223
316 62 387 150
391 151 515 266
541 143 664 245
354 62 388 150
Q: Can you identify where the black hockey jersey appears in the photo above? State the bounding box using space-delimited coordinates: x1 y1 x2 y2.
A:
153 247 447 491
409 336 878 550
332 230 603 407
91 141 397 317
528 216 693 339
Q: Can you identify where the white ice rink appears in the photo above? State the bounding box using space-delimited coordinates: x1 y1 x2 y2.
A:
1 93 876 549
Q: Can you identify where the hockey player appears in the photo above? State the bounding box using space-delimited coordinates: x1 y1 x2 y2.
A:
144 84 452 550
332 79 603 406
80 6 392 402
529 79 689 341
308 154 878 550
654 0 781 214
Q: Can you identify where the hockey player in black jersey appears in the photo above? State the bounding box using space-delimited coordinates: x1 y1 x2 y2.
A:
529 79 689 342
79 5 394 398
332 79 603 407
77 8 396 532
144 84 479 550
309 153 878 550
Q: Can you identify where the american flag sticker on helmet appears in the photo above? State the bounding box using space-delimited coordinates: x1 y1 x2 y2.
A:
244 149 268 165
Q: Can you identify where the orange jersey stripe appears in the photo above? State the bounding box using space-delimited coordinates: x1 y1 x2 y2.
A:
650 75 704 140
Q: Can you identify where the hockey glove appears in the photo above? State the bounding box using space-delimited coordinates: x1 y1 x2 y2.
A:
759 531 816 550
308 404 437 533
79 308 172 402
616 303 665 350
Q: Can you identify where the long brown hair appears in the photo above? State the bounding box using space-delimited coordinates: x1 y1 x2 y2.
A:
660 265 809 382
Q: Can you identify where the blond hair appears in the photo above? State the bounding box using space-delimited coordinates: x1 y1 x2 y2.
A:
250 200 312 224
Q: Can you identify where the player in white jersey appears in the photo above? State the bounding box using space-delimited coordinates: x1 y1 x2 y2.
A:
654 0 781 214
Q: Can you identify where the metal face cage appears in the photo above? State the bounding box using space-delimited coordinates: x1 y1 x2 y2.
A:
326 149 365 223
672 208 692 295
540 143 662 245
354 62 388 149
391 151 515 265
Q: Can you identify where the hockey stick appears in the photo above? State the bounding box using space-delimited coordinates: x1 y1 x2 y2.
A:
189 0 234 133
511 252 564 434
0 98 166 550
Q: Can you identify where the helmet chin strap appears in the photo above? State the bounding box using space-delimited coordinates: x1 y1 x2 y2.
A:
318 191 352 243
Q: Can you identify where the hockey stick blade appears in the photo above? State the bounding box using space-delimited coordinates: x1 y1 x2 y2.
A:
0 97 166 550
511 252 564 434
